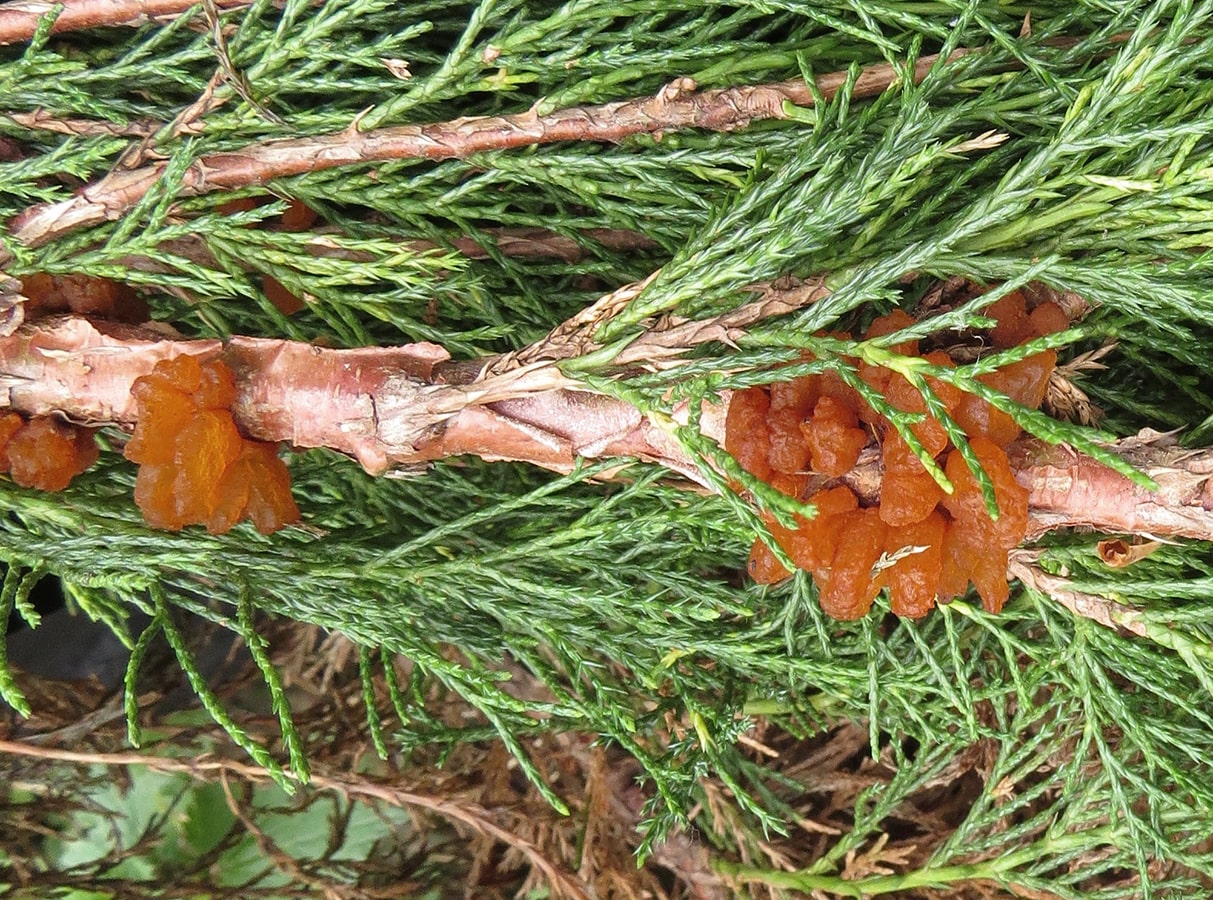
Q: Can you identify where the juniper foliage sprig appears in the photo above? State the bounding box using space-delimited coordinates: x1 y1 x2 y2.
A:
2 0 1213 893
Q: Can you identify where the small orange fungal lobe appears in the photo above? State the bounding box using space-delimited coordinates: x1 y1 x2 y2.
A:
884 374 950 457
879 467 943 527
171 410 245 519
941 437 1029 547
767 376 819 474
865 309 919 356
982 351 1056 412
216 196 261 216
885 510 946 618
782 486 858 574
817 508 886 621
135 353 204 397
125 388 196 465
239 442 300 535
937 520 979 603
263 275 306 316
280 199 318 231
987 291 1032 348
803 396 868 477
126 357 299 534
748 536 791 585
954 391 1021 448
725 387 773 481
135 464 186 531
196 359 239 410
21 273 147 322
968 546 1012 614
1028 300 1069 337
5 416 98 492
769 471 809 500
0 413 23 461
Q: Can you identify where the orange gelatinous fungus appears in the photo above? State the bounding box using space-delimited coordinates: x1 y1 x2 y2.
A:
21 273 147 322
135 464 187 531
921 351 964 400
782 486 859 575
216 196 261 216
859 309 919 399
240 442 301 534
0 413 23 462
279 198 318 232
124 387 197 465
134 352 204 397
5 416 99 492
1028 300 1070 337
768 415 812 474
71 425 100 471
884 509 946 618
953 390 1022 448
725 387 773 480
262 274 306 316
767 376 819 474
941 437 1029 548
196 356 239 410
967 546 1012 614
126 356 299 534
748 534 791 585
727 285 1059 618
817 508 887 620
865 309 919 354
170 410 245 520
987 290 1032 348
769 471 810 501
817 370 863 411
802 395 868 477
881 431 926 474
981 352 1056 412
879 465 943 527
937 520 978 604
937 437 1028 612
883 373 950 457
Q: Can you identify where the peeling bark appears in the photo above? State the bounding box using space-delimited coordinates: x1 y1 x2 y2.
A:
3 315 1213 544
0 0 252 45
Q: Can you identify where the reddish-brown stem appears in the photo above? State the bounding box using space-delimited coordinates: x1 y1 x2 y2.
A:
3 315 1212 543
4 50 973 259
0 0 251 45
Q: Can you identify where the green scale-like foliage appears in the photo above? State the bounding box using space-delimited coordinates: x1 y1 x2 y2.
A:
3 0 1213 894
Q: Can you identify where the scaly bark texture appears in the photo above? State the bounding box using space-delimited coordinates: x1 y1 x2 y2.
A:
0 0 253 45
4 315 1212 542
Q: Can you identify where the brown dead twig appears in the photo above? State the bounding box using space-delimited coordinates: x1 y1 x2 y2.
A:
0 737 593 900
1007 551 1149 639
2 49 975 264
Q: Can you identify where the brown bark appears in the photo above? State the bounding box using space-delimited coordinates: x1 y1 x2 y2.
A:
0 0 251 45
3 315 1212 544
4 51 973 261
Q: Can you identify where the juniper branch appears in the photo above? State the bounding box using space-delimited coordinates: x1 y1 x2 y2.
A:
4 314 1212 545
3 50 971 260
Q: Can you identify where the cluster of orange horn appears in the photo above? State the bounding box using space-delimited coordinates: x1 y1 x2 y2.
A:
727 291 1067 619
